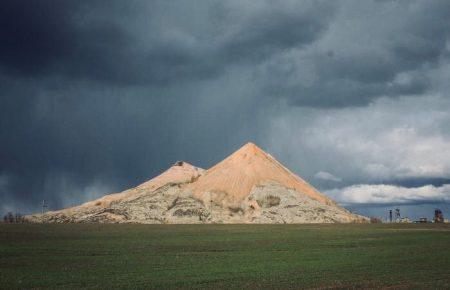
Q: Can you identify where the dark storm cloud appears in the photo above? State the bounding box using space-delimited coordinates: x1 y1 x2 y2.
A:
0 1 334 86
1 0 450 214
0 1 147 84
219 5 334 64
0 0 75 75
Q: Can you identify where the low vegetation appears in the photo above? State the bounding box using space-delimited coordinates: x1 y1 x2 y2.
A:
0 223 449 289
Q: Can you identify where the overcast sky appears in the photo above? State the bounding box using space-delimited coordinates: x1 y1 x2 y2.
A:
1 0 450 220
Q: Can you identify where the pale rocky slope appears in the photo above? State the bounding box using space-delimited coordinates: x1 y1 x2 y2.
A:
26 143 368 224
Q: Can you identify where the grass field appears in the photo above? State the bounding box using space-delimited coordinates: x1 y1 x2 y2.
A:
1 224 449 289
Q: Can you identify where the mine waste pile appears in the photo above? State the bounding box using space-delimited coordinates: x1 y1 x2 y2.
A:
26 143 368 224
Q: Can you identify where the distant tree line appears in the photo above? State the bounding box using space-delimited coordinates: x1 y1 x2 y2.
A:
2 212 26 223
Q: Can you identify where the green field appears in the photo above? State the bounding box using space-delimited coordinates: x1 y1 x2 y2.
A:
1 224 449 289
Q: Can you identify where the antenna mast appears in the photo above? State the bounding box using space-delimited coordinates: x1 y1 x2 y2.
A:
41 199 48 223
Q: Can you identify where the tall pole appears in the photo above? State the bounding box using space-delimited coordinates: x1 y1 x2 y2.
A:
41 199 48 223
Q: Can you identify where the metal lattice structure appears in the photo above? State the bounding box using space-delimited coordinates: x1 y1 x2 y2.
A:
434 209 444 223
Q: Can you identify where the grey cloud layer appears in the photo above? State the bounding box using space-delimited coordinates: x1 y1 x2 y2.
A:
258 0 450 107
268 95 450 185
1 0 450 214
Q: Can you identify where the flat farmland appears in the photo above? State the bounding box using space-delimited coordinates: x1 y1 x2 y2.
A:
0 224 449 289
